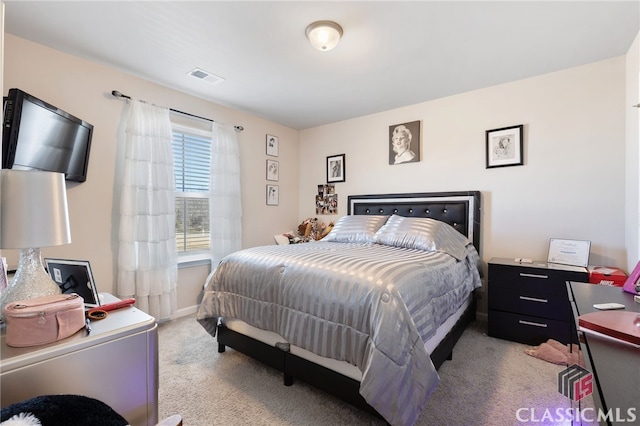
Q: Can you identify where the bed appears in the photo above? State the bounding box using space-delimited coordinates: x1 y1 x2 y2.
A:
197 191 482 426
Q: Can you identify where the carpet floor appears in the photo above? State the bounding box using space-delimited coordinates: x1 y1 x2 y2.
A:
157 316 597 426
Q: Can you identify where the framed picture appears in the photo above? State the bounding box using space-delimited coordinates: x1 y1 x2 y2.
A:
486 124 524 168
266 159 279 181
326 154 345 183
44 258 101 307
389 120 421 165
266 134 279 157
266 184 279 206
547 238 591 268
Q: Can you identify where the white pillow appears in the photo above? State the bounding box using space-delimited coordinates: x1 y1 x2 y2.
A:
322 215 389 243
373 215 470 260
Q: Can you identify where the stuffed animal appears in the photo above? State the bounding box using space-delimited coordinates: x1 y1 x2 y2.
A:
318 222 334 240
295 218 329 242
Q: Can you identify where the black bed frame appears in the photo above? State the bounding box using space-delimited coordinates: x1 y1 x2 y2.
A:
216 191 482 418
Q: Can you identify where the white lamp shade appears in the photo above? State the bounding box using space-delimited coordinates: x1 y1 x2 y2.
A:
306 21 343 51
0 170 71 249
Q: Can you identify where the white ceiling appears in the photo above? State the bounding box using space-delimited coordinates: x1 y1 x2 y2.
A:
4 1 639 130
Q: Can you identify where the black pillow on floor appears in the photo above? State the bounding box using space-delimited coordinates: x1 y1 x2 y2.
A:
1 394 128 426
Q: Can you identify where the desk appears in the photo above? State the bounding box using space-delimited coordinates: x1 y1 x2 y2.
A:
566 282 639 426
1 294 158 426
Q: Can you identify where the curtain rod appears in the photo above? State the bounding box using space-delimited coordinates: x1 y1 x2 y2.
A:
111 90 244 132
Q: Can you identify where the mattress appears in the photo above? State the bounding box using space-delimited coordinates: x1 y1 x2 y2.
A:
222 294 472 381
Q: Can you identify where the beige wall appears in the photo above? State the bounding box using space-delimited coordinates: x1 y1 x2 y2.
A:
626 32 640 270
2 31 638 317
299 57 629 313
1 34 300 314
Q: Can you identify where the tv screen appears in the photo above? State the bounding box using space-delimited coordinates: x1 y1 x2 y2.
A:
2 88 93 182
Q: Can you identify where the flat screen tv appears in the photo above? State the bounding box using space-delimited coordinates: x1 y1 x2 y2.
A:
2 88 93 182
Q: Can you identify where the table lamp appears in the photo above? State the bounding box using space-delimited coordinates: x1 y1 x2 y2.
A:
0 170 72 318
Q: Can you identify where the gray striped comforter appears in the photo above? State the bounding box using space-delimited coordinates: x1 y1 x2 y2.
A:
197 241 482 426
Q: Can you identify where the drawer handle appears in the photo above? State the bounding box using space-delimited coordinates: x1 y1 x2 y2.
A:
518 320 548 328
519 295 548 303
519 273 549 279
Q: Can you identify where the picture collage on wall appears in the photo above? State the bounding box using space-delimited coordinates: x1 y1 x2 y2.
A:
316 184 338 215
265 134 279 206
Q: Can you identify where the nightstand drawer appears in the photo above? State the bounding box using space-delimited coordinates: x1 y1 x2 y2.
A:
489 264 586 295
489 286 571 321
488 310 572 346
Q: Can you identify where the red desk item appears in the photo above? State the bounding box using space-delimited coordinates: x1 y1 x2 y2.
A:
587 265 627 286
578 310 640 346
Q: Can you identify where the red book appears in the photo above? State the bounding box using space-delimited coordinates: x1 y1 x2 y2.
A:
578 311 640 346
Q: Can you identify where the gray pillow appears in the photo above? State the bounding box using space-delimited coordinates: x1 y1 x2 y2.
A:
322 215 389 243
372 215 470 260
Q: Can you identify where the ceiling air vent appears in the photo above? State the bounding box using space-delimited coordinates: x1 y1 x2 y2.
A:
187 68 225 85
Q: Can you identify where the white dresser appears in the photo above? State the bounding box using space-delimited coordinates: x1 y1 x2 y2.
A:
0 294 158 426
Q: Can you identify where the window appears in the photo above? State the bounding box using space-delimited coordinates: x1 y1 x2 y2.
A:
172 124 211 257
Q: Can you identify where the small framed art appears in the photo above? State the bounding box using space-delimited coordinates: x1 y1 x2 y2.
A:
266 184 279 206
266 134 279 157
326 154 345 183
44 258 101 307
486 124 524 168
266 159 279 181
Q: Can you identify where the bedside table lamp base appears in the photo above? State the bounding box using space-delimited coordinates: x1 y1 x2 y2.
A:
0 248 62 319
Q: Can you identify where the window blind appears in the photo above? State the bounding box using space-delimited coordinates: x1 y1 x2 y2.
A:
172 130 211 253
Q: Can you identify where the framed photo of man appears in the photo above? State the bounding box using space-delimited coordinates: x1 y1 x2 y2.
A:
389 120 421 165
326 154 345 183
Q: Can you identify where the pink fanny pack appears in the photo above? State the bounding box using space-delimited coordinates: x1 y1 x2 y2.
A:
3 293 86 347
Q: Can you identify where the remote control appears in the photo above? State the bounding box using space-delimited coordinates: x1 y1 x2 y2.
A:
593 303 625 310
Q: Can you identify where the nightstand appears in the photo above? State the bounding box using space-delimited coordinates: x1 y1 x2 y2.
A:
488 258 588 345
1 294 158 426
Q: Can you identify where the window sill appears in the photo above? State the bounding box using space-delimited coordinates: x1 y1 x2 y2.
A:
178 252 211 268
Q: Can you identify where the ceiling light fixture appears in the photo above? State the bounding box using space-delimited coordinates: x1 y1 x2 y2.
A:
305 21 343 51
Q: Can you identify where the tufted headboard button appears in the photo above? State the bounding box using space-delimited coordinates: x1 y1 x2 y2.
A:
365 208 370 214
378 208 384 214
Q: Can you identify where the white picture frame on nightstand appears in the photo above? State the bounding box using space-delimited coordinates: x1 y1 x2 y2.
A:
547 238 591 268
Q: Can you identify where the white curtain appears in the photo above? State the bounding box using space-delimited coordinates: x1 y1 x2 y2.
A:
209 123 242 265
118 100 177 320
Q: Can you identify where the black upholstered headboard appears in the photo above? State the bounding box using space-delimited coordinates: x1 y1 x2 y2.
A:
348 191 481 253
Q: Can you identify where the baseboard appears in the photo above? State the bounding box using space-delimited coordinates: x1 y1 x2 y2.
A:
157 305 198 324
